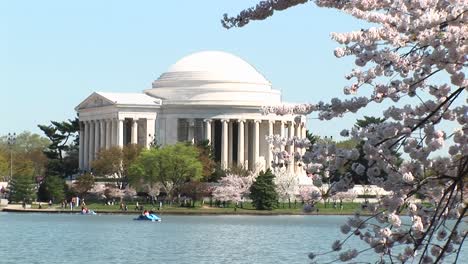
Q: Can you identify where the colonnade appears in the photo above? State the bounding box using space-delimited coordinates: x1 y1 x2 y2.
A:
201 118 307 172
79 116 307 173
79 117 155 171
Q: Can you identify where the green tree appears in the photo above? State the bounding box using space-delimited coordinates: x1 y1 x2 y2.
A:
335 139 359 150
355 116 386 129
0 153 8 179
195 140 216 181
208 163 227 183
8 174 36 203
0 131 50 181
129 143 203 201
305 130 320 152
72 173 95 197
92 144 143 189
37 175 66 203
226 164 250 177
38 118 79 177
249 169 278 210
351 116 391 184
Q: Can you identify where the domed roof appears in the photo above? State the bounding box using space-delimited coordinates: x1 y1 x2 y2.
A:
151 51 271 88
145 51 280 106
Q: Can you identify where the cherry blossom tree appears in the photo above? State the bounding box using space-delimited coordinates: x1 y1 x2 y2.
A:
104 185 124 202
123 186 137 201
212 173 256 205
142 183 161 199
88 184 106 200
332 190 358 204
224 1 467 263
274 168 300 208
299 185 322 204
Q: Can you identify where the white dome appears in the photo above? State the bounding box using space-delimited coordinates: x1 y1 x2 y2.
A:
145 51 280 106
152 51 271 88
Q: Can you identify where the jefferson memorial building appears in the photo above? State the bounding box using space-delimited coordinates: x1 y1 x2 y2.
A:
76 51 307 173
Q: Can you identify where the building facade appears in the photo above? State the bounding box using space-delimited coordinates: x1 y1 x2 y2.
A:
76 51 307 174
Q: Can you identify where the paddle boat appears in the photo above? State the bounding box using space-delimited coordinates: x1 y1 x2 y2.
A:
134 211 161 222
80 208 97 215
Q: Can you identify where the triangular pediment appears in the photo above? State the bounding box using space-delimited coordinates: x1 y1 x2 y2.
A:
75 92 115 110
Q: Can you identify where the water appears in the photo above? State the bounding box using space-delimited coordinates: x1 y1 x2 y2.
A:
0 213 465 263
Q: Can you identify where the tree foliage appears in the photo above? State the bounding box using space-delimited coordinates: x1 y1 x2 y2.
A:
8 174 36 203
37 175 66 202
72 173 95 197
249 169 278 210
273 168 299 206
212 172 255 203
305 130 319 151
195 140 216 181
129 143 203 200
180 181 212 206
38 118 79 177
92 144 143 189
0 131 49 181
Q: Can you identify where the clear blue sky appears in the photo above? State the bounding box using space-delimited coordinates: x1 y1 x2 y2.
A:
1 1 388 140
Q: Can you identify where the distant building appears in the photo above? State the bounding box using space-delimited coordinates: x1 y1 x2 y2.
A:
76 51 307 175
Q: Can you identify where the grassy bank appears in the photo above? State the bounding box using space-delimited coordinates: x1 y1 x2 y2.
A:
9 201 364 215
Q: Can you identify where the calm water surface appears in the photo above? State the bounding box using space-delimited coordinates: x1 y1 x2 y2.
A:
0 212 465 263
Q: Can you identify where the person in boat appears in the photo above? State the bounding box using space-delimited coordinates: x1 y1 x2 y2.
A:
142 210 149 216
82 207 90 214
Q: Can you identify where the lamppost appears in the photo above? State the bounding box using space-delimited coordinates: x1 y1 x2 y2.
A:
7 133 16 182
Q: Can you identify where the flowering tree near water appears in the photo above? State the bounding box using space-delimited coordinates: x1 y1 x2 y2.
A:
274 168 300 207
224 0 467 263
212 172 255 204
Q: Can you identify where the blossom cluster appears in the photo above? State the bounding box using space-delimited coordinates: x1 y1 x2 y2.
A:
225 0 467 262
212 173 256 202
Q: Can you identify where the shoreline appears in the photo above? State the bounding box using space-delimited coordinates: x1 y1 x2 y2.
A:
0 207 365 216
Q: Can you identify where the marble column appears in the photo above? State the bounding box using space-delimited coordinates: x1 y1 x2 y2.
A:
187 119 195 144
146 118 155 148
237 119 245 167
211 121 216 149
94 120 100 154
83 121 90 170
288 121 295 173
244 120 249 169
117 119 124 147
294 123 300 173
253 120 260 169
94 120 100 162
88 121 95 165
228 121 233 165
280 121 285 151
288 121 295 149
221 119 229 169
105 120 111 149
131 118 138 145
100 120 106 149
78 122 84 170
267 120 274 169
204 119 212 144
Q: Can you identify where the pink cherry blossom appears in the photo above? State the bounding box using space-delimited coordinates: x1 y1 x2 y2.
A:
224 0 468 262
